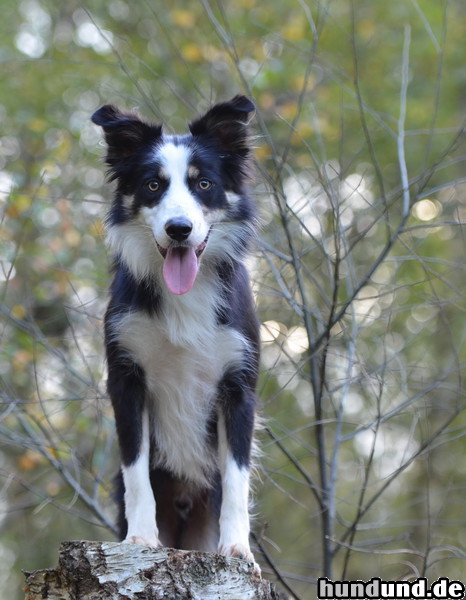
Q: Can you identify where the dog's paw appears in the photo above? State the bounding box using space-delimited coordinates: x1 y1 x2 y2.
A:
123 535 161 549
218 543 261 577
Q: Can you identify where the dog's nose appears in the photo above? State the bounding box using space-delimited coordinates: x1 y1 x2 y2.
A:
165 218 193 242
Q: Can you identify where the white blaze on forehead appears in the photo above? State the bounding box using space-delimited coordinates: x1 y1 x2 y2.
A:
157 142 192 182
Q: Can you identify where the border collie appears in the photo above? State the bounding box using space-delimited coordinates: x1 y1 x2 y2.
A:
91 96 260 568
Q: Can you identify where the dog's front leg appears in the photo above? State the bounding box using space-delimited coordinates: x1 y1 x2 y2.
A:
121 408 160 548
217 373 257 568
217 434 253 561
108 358 160 548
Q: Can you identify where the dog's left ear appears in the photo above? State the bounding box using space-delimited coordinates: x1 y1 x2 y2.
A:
189 95 255 156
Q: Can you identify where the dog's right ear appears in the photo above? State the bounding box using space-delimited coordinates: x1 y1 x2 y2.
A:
91 105 162 162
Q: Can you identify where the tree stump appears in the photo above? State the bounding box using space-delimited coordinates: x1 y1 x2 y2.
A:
23 540 280 599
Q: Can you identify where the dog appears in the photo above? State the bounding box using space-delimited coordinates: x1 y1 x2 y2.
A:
91 95 260 568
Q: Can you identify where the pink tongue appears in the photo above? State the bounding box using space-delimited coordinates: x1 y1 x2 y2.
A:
162 247 199 295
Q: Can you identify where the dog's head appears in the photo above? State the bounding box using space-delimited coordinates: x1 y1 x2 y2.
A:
92 96 255 295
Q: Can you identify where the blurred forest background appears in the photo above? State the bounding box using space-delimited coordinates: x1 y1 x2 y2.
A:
1 0 465 597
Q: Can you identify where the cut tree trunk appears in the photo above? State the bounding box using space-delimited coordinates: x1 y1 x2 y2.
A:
24 540 280 599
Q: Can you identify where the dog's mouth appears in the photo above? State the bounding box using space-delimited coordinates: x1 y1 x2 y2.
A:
156 230 210 295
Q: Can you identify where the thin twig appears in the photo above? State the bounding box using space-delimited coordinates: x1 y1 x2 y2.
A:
398 25 411 219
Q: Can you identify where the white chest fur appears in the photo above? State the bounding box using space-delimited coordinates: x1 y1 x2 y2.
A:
112 287 248 485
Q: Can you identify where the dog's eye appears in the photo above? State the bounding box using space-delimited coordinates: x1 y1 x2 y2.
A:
198 178 212 191
147 180 160 192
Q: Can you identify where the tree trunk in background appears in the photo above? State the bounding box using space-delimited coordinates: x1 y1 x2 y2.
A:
24 540 279 599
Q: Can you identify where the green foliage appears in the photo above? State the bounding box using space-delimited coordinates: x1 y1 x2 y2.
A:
1 1 465 598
